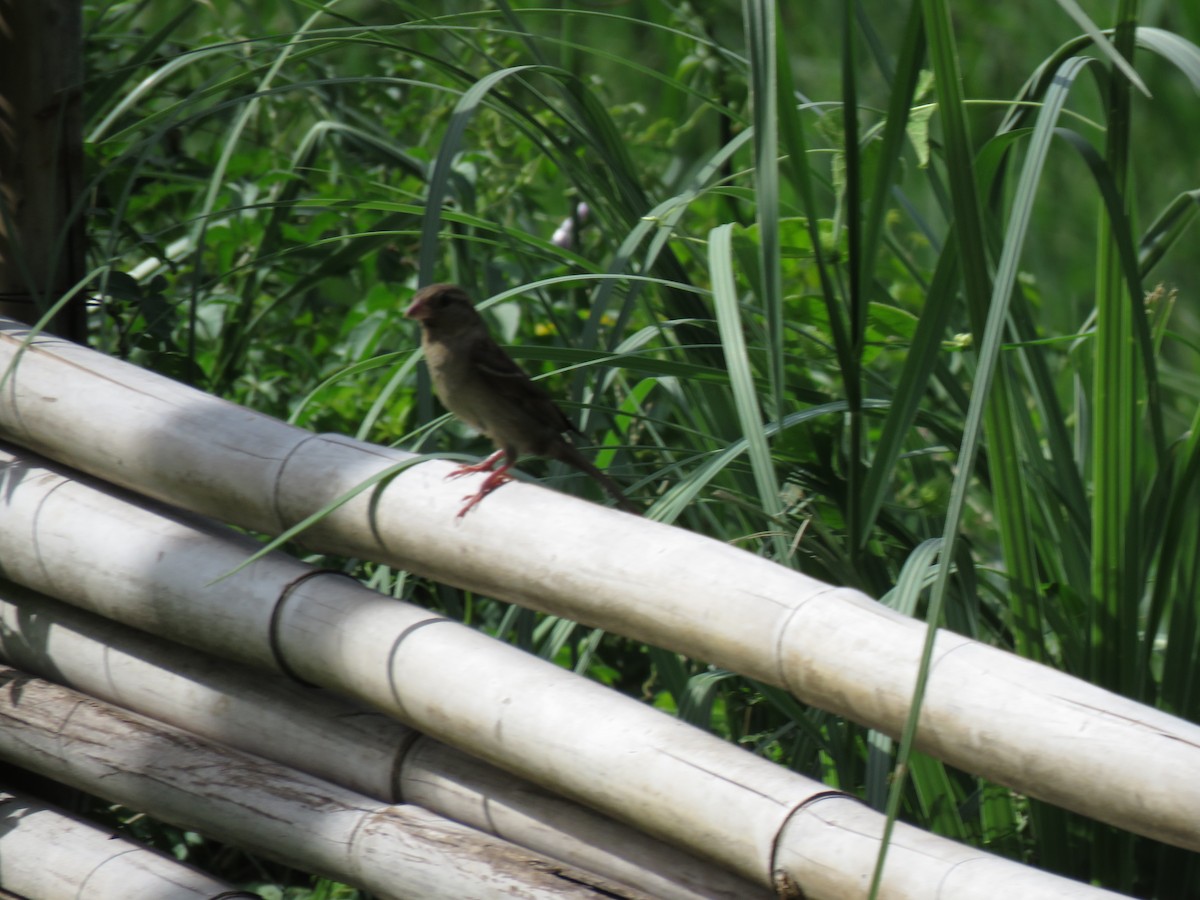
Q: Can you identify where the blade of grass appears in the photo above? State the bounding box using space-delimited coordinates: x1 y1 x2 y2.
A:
1056 0 1150 96
837 1 869 575
868 14 1092 891
709 223 786 557
774 18 849 381
1139 189 1200 276
209 454 448 584
1090 0 1144 716
853 1 926 555
417 63 545 284
743 0 785 427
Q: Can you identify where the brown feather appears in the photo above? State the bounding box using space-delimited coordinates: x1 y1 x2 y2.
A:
406 283 639 515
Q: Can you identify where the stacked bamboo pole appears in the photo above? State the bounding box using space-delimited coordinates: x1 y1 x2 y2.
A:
0 441 1128 898
0 579 763 900
1 317 1196 895
0 666 641 900
0 789 246 899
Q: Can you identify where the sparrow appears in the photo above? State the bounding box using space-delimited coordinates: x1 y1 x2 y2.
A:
405 283 639 517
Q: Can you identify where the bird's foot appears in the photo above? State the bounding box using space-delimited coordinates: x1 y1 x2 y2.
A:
456 468 513 517
446 448 506 481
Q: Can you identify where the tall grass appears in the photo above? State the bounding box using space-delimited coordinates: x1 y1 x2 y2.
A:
73 0 1200 895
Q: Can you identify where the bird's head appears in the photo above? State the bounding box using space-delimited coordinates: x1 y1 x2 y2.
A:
405 283 481 334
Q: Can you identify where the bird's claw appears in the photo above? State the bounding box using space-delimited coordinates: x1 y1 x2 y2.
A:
445 449 506 483
456 493 486 518
445 462 494 481
454 469 512 517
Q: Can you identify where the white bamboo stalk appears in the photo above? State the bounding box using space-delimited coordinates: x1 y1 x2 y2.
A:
0 577 412 801
0 789 240 899
0 445 1126 898
0 579 767 900
0 665 654 900
1 319 1197 857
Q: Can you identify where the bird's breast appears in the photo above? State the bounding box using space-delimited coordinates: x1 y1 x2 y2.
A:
424 342 490 434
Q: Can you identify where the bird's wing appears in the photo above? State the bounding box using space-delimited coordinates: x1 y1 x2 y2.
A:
468 334 576 435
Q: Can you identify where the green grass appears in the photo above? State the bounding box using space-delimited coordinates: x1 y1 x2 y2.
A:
57 0 1200 895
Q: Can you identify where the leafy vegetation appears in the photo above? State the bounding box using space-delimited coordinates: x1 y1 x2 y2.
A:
71 0 1200 896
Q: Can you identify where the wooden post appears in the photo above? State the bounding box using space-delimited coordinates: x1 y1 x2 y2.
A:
0 0 85 341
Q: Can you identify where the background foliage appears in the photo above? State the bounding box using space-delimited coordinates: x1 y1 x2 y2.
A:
72 0 1200 896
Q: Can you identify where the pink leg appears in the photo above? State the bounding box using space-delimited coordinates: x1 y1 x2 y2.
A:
457 463 513 517
446 448 505 480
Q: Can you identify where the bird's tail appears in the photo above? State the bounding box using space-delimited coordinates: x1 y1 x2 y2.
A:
555 443 641 515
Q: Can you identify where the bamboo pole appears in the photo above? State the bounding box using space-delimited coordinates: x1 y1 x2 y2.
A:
0 579 766 900
0 444 1127 898
0 789 244 899
0 665 651 900
1 318 1198 857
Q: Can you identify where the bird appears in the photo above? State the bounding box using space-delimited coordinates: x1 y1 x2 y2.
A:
405 283 639 517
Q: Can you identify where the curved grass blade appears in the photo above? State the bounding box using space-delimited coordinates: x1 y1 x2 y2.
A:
417 63 546 284
869 41 1095 897
209 453 451 584
709 223 785 558
1056 0 1150 95
1139 189 1200 276
744 0 784 425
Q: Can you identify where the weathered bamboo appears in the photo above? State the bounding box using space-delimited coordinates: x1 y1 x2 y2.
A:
0 789 243 899
1 318 1198 857
0 666 652 900
0 445 1127 898
0 579 766 900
